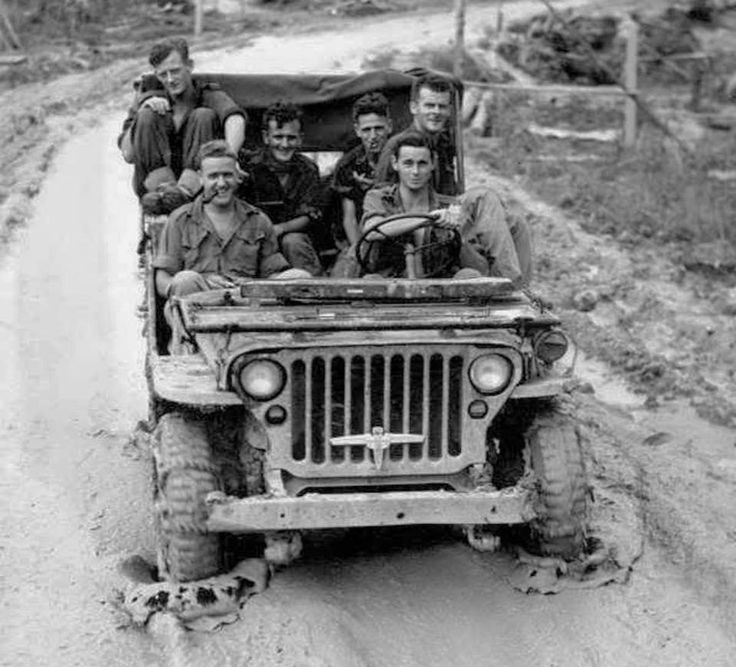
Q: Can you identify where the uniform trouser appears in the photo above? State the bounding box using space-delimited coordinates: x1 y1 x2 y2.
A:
457 186 533 288
333 189 532 284
132 107 220 196
330 245 360 278
280 232 323 277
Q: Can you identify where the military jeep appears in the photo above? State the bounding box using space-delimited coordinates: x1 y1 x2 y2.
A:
142 70 588 583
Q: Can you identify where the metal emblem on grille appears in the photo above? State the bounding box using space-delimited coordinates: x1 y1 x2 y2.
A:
330 427 425 470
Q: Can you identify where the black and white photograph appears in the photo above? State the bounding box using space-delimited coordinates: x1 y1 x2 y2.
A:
1 0 735 664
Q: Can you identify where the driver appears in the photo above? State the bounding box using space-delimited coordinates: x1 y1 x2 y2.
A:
360 132 520 284
373 73 531 286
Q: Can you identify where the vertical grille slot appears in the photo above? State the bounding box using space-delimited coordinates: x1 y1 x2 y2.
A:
311 357 325 463
292 359 306 461
428 353 444 459
330 356 346 463
389 355 405 461
370 354 385 430
350 356 365 462
448 355 464 456
415 354 429 461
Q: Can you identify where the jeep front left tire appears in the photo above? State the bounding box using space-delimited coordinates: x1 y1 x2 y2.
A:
153 412 222 582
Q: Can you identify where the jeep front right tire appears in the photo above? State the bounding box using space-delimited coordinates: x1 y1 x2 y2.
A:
526 407 588 559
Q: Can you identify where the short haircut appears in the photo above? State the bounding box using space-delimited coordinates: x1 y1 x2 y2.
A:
410 73 453 102
392 131 432 158
262 102 303 131
149 37 190 68
196 140 237 169
352 92 390 123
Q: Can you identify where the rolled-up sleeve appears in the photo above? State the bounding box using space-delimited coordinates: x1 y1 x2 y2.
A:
153 215 185 275
203 87 247 126
331 154 353 196
360 188 386 229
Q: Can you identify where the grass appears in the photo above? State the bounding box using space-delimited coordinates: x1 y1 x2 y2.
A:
471 91 736 250
542 129 735 247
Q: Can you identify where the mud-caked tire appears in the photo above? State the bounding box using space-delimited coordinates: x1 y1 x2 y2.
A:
153 412 221 582
526 407 588 559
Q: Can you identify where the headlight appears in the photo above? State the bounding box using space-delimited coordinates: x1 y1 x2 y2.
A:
238 359 286 401
469 354 513 395
535 330 569 363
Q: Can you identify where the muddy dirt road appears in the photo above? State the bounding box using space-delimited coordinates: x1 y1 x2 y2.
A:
1 2 735 666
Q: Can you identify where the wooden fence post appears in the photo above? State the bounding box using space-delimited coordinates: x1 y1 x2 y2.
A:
194 0 204 37
0 0 22 50
623 19 638 148
453 0 466 79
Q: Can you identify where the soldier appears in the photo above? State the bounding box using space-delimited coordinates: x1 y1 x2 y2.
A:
154 140 308 352
332 92 394 246
375 73 458 196
238 102 324 276
119 37 246 215
361 132 521 285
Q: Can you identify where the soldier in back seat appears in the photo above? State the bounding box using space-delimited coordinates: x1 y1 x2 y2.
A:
118 37 247 215
332 93 394 249
329 92 394 277
237 103 324 277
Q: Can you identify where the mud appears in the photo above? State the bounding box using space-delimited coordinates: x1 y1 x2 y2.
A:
1 1 736 666
476 157 736 618
119 556 269 630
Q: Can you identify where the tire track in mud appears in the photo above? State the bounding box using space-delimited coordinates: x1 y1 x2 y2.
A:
147 615 200 667
590 397 736 640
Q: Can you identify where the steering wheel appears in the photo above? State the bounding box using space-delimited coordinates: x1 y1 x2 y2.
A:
355 212 461 278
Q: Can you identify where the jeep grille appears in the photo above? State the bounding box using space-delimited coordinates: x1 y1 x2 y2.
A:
262 346 492 479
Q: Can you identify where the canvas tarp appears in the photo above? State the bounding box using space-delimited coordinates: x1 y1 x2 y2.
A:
139 69 461 151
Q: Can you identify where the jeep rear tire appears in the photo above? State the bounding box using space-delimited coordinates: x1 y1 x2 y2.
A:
527 408 587 559
153 412 221 582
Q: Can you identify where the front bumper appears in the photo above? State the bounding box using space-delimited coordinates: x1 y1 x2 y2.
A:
205 486 536 533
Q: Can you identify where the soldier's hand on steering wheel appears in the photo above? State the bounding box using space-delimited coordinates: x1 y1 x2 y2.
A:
429 204 462 230
355 213 461 278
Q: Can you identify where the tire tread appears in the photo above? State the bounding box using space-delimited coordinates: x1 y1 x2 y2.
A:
154 412 221 582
